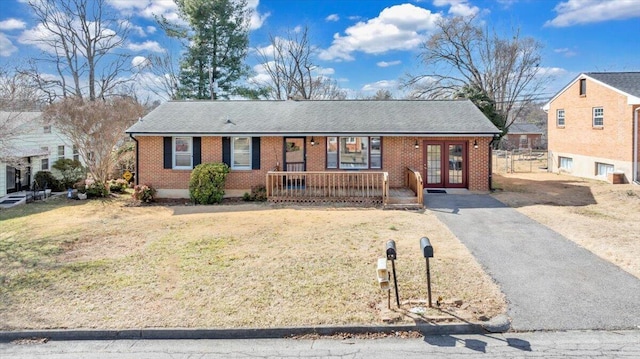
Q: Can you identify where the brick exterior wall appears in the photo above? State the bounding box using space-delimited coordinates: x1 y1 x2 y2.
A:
136 135 493 198
547 76 638 182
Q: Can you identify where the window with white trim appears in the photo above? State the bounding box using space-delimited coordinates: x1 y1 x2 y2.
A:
557 109 565 127
559 156 572 171
73 145 79 162
596 162 614 177
41 146 49 170
57 145 65 160
593 107 604 127
173 137 192 169
44 125 51 134
231 137 251 170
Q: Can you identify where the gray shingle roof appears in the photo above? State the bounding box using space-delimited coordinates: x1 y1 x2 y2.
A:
586 72 640 98
508 123 543 134
127 100 500 136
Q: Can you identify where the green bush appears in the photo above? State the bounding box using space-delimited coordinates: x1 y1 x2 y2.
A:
109 178 129 193
33 171 63 191
132 184 156 203
85 181 108 198
52 158 85 189
243 185 267 202
189 163 230 204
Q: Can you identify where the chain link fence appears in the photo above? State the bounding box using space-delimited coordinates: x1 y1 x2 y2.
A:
492 149 548 174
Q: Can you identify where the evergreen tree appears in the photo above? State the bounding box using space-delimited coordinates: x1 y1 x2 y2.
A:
162 0 251 100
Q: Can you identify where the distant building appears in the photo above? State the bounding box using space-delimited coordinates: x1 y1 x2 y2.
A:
0 111 82 196
502 123 544 150
543 72 640 183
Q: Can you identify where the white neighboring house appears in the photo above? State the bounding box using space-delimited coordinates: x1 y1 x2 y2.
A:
0 111 83 197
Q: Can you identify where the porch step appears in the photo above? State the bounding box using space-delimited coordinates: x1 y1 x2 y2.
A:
387 196 421 205
384 203 424 210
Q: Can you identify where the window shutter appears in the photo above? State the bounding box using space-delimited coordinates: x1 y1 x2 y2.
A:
193 137 201 167
252 137 261 170
222 137 231 167
163 137 172 169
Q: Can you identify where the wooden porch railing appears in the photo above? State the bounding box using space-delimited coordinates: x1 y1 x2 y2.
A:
266 171 389 205
406 167 424 205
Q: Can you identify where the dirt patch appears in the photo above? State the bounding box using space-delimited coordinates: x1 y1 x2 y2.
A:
0 196 505 330
492 172 640 279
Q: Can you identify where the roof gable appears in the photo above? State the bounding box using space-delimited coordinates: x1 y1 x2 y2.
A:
127 100 500 136
544 72 640 110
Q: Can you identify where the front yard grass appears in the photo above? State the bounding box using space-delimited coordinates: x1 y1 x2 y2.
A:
0 195 505 330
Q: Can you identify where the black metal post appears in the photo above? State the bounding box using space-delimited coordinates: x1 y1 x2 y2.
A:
391 260 400 307
426 257 432 308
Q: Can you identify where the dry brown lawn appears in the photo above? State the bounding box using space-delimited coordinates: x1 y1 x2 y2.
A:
492 172 640 279
0 196 505 330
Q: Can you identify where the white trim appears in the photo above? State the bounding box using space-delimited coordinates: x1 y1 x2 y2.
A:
544 73 640 110
172 136 193 170
231 137 252 170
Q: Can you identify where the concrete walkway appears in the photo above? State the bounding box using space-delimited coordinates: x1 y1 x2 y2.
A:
425 194 640 331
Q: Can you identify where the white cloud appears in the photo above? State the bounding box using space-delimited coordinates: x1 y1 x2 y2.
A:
0 33 18 57
146 26 157 34
554 48 578 57
107 0 179 21
128 40 164 53
0 18 27 31
247 0 270 30
19 18 121 54
326 14 340 22
377 60 401 67
361 79 398 93
545 0 640 27
319 4 442 61
132 56 150 69
536 67 568 77
317 67 335 76
433 0 480 17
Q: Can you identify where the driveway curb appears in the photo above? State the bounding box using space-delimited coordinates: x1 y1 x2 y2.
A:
0 320 510 342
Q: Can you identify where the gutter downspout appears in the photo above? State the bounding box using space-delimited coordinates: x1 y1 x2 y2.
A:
488 134 500 191
129 134 139 186
634 107 639 184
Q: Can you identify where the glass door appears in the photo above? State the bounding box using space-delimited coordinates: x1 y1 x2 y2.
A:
423 141 467 188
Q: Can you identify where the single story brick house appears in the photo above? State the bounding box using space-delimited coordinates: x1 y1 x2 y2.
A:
126 100 500 201
501 122 544 150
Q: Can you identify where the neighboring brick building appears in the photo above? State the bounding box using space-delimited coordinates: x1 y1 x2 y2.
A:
544 72 640 184
501 123 544 150
126 100 500 198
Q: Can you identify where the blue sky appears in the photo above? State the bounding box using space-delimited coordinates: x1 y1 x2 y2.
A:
1 0 639 101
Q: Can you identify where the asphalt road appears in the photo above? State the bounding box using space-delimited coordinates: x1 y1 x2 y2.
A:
425 194 640 331
2 330 639 358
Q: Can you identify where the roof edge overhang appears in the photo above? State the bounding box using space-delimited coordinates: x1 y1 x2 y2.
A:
544 73 640 109
127 131 501 137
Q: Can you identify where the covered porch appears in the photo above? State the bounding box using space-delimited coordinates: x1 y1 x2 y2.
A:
265 167 423 208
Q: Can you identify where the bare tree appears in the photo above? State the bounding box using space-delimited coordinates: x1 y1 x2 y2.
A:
25 0 132 101
405 15 549 133
0 64 44 110
140 50 180 101
43 97 144 185
256 26 345 100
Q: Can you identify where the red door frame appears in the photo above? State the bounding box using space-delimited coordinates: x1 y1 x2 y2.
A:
423 141 468 188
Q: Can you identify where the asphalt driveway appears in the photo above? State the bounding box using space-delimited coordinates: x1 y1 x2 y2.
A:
425 194 640 331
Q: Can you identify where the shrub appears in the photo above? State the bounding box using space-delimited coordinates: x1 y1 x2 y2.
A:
109 178 129 193
85 181 108 198
132 184 156 203
33 171 63 191
189 163 230 204
243 185 267 202
52 158 85 189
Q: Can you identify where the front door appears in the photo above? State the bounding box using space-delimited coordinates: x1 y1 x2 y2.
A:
423 141 467 188
283 137 306 187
